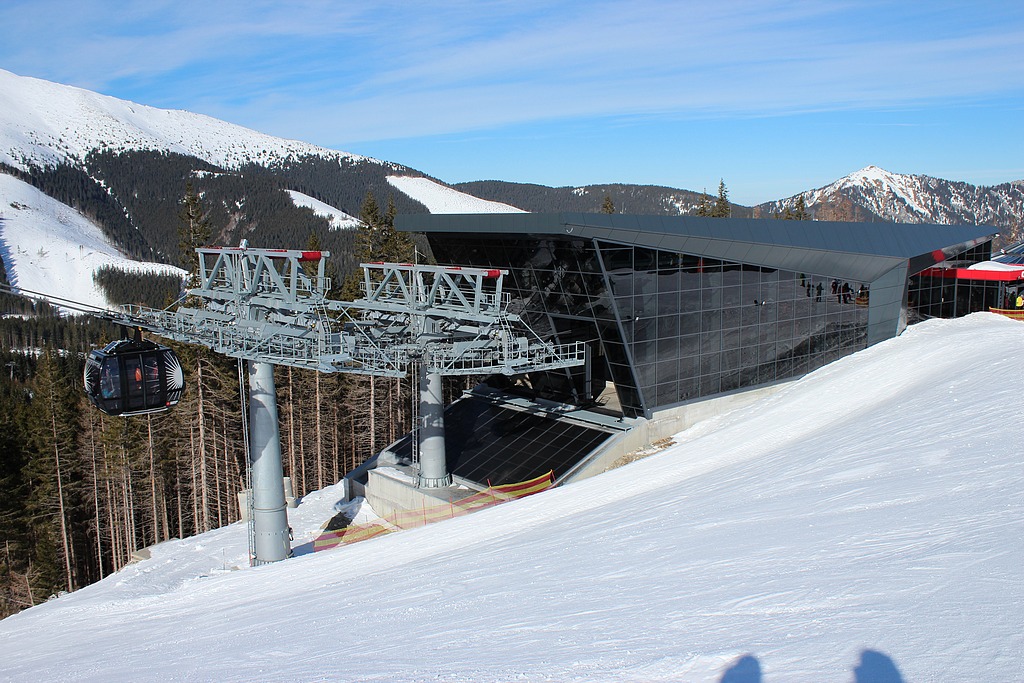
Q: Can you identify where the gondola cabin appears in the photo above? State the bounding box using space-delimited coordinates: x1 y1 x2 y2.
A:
84 337 184 417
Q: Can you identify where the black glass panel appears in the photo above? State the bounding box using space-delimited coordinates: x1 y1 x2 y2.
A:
391 396 617 485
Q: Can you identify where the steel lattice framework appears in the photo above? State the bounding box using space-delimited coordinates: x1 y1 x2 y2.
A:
115 245 584 377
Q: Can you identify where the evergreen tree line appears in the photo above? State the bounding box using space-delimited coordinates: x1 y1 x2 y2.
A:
0 258 35 315
0 161 150 260
0 307 118 353
93 266 184 309
454 180 755 217
84 150 350 267
0 327 430 618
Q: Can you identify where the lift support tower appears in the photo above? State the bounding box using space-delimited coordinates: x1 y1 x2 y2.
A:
109 245 585 564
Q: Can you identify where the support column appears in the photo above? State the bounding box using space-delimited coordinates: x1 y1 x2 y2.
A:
417 368 451 488
248 360 291 563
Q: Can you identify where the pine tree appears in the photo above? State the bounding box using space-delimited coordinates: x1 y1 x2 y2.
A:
379 196 416 263
794 195 809 220
340 191 417 300
356 190 381 258
23 348 81 597
780 195 810 221
601 195 615 214
712 179 731 218
0 357 32 616
340 191 381 301
178 181 212 282
696 190 712 217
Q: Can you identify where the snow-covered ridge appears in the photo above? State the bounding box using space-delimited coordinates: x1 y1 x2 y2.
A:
0 68 392 172
285 190 362 230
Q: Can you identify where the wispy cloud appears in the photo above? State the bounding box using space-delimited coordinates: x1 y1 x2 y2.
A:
3 0 1023 140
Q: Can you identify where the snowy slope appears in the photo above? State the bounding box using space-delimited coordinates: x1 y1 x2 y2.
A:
0 173 184 310
284 190 362 230
0 68 390 172
387 175 526 213
1 313 1021 682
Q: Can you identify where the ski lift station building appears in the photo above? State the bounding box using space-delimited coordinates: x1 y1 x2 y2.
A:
349 213 998 512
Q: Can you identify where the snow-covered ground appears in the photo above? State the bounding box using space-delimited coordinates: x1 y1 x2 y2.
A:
1 313 1022 682
0 173 184 310
285 190 362 230
387 175 525 214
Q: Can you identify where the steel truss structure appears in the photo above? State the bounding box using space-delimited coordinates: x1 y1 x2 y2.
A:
108 244 586 563
121 247 583 376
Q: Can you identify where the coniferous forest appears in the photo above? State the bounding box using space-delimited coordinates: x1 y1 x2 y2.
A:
0 187 449 619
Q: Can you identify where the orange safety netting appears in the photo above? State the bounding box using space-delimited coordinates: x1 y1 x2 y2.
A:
990 307 1024 321
313 470 554 552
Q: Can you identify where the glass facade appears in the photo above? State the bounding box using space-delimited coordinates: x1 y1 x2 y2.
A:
430 234 871 418
388 395 617 485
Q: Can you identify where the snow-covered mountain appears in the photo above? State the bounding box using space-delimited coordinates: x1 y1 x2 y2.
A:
387 176 525 214
0 69 389 173
1 312 1021 682
761 166 1024 242
0 69 520 307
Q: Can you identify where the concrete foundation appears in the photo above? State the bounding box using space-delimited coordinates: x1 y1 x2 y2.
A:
366 466 479 521
237 476 298 522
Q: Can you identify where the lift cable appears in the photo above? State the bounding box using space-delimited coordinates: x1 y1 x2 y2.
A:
0 281 124 319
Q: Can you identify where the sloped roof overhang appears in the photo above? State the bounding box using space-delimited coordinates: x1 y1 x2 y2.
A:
397 213 996 283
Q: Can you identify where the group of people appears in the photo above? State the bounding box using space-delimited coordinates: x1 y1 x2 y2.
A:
798 274 863 303
830 279 863 304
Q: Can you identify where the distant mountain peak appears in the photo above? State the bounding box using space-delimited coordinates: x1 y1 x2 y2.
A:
762 165 1023 242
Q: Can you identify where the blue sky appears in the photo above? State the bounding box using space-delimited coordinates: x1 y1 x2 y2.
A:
1 0 1022 205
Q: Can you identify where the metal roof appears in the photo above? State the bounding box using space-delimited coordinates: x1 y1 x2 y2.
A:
994 240 1024 265
397 213 996 282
